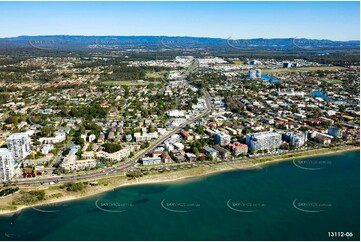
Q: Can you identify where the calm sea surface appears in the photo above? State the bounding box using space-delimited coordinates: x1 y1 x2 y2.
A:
0 150 359 241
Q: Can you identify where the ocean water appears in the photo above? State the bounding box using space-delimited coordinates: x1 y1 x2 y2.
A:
0 150 359 241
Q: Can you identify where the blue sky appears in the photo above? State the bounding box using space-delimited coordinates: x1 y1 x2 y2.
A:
0 1 359 40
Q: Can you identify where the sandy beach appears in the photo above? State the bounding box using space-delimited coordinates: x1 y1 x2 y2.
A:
0 145 359 216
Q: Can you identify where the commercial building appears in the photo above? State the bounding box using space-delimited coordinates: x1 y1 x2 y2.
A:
141 157 161 165
255 69 262 78
166 110 185 117
283 62 291 68
249 59 261 65
214 132 231 146
247 69 261 79
283 62 299 68
6 132 31 160
246 131 282 152
0 148 15 181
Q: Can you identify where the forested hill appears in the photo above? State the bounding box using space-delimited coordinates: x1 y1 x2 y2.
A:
0 35 359 51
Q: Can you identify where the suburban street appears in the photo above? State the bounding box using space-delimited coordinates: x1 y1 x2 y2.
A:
13 59 212 185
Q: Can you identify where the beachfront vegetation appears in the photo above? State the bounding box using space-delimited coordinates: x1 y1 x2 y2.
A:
61 182 88 192
0 187 19 197
12 190 46 205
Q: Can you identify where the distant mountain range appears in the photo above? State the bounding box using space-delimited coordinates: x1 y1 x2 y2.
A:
0 35 359 51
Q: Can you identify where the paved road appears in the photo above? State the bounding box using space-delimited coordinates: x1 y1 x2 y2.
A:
13 59 212 186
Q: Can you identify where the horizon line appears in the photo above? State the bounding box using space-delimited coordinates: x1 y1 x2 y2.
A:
0 35 359 42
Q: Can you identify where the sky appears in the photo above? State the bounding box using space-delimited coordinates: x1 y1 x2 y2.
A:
0 1 359 40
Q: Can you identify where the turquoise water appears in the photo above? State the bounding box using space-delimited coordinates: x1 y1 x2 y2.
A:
0 150 359 241
312 90 331 100
261 74 280 82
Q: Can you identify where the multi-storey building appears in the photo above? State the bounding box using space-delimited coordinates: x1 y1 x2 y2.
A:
247 70 257 79
282 132 307 148
141 157 161 165
255 69 262 78
246 131 282 152
227 142 248 155
248 69 261 79
204 146 219 160
328 126 342 138
133 132 158 142
60 157 96 171
212 145 231 159
214 132 231 146
6 132 31 160
0 148 15 181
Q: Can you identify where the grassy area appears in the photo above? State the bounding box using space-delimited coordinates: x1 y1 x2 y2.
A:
251 146 350 163
262 66 346 74
46 192 63 199
231 60 246 65
145 71 167 79
102 81 148 86
321 78 342 84
0 205 18 211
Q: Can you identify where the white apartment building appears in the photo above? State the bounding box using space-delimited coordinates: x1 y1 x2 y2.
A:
39 131 66 144
0 148 15 181
60 157 96 171
133 132 158 142
6 132 31 160
166 110 185 117
246 131 282 152
276 88 305 97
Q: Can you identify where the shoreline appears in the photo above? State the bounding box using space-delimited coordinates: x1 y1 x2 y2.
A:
0 145 359 216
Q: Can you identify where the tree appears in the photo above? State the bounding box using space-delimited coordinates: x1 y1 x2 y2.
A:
6 116 19 125
192 147 199 154
196 125 204 135
103 143 121 153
